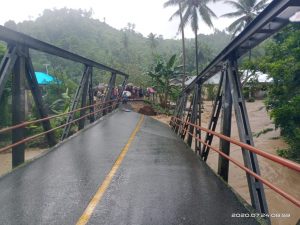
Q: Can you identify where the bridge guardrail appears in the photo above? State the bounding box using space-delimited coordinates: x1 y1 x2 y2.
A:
170 116 300 208
0 98 121 154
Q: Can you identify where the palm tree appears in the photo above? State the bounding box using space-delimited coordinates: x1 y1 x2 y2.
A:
180 0 217 76
147 33 158 52
164 0 187 90
222 0 269 37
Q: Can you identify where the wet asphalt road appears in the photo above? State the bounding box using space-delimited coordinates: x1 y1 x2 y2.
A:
0 110 261 225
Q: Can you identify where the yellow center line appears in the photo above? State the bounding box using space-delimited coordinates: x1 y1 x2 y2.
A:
76 115 144 225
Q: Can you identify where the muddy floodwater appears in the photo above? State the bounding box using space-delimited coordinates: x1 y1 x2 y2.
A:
151 100 300 225
198 101 299 225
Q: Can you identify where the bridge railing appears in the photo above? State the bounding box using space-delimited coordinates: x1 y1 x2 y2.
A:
0 98 122 154
170 117 300 208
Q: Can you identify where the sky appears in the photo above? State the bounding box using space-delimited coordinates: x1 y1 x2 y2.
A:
0 0 236 39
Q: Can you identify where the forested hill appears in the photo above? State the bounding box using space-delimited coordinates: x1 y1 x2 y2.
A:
4 8 231 85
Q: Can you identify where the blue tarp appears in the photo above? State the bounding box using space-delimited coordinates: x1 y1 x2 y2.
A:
35 72 58 85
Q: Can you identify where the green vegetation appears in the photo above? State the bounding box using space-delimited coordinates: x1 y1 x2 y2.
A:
256 24 300 162
146 54 181 110
205 83 217 103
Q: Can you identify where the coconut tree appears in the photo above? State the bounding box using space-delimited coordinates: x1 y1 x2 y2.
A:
180 0 217 76
222 0 269 37
147 33 159 53
164 0 187 90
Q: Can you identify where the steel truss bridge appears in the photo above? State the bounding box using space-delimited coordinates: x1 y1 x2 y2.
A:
0 0 299 224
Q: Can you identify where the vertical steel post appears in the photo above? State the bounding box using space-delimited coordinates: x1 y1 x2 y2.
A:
78 68 90 130
175 93 188 134
116 76 128 108
88 67 95 123
25 52 56 146
217 67 232 182
11 46 26 168
227 55 268 214
171 96 183 129
187 85 199 147
102 72 116 116
195 83 202 154
201 72 224 160
180 93 193 139
61 65 90 140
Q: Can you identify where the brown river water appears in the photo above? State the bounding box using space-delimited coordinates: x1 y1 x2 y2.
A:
199 100 300 225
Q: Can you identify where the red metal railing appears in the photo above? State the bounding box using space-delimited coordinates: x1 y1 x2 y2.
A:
170 116 300 208
0 98 121 153
0 98 120 134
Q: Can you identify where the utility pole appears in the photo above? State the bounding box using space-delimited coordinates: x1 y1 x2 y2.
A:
43 63 50 74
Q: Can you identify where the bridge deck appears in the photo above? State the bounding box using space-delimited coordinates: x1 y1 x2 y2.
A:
0 110 261 225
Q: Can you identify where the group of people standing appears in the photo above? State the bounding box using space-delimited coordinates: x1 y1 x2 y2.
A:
93 83 155 105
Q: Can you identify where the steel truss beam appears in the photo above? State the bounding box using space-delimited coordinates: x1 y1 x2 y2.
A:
61 66 91 140
0 26 129 78
174 93 188 134
180 95 193 140
0 46 18 100
194 83 202 154
88 68 95 123
187 85 199 147
201 72 224 160
227 56 268 214
11 46 26 168
24 49 56 147
78 67 91 130
102 72 117 116
217 65 232 182
0 45 56 167
116 76 128 108
182 0 299 93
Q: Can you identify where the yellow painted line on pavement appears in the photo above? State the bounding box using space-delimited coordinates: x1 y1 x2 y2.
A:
76 115 144 225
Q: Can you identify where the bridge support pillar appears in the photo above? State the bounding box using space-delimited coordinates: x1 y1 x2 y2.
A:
217 65 232 182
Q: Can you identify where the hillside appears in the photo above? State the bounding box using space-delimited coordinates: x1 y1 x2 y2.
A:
3 8 231 86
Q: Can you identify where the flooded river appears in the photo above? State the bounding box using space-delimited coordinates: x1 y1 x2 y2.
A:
202 100 300 225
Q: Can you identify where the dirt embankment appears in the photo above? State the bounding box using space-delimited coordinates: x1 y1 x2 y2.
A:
0 148 45 176
129 101 171 125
